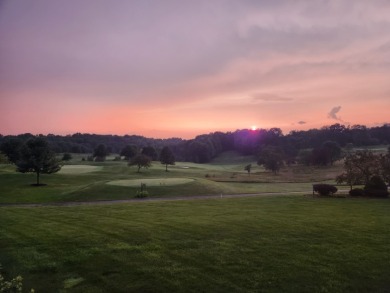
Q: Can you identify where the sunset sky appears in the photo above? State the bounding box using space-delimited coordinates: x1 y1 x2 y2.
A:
1 0 390 139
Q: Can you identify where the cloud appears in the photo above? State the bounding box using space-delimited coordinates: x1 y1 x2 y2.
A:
328 106 343 121
252 93 293 102
298 121 306 125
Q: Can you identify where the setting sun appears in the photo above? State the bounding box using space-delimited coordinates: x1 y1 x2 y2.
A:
251 126 257 131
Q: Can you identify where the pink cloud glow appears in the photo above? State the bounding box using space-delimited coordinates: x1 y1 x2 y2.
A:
1 0 389 138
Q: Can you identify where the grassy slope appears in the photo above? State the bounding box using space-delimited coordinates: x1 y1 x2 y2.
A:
0 151 344 204
0 196 389 292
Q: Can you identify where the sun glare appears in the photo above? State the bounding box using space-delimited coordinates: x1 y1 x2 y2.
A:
251 125 257 131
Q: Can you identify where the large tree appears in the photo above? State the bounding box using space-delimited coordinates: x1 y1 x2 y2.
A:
257 146 284 174
336 150 380 190
379 151 390 185
93 144 108 161
160 146 175 171
0 137 23 163
141 146 158 160
120 145 138 160
16 137 61 185
322 141 342 165
129 154 152 173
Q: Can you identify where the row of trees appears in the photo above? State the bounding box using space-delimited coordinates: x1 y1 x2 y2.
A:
1 123 389 164
0 137 177 185
91 143 175 171
128 146 176 172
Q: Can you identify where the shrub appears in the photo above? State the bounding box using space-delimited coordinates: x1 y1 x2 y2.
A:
0 154 10 164
349 188 365 197
0 263 34 292
113 156 121 161
62 153 72 161
135 190 148 198
313 184 338 196
364 175 389 198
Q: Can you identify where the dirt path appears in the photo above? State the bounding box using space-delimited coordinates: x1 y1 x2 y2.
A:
0 190 349 208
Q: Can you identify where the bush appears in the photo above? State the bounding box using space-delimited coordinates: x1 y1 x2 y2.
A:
135 190 148 198
62 153 72 161
364 175 389 197
349 188 365 197
313 184 338 196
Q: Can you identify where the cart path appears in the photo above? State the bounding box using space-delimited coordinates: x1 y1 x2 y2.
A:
0 190 349 208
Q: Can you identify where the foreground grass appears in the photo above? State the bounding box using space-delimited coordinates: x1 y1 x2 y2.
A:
1 196 389 292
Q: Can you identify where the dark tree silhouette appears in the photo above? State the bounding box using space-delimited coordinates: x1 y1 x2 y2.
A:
16 137 61 185
93 144 108 161
62 153 72 161
322 141 342 165
244 164 252 175
160 146 175 171
141 146 158 160
257 146 284 174
0 138 23 163
129 154 151 173
120 145 138 160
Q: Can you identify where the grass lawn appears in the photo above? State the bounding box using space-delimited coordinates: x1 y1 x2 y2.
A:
0 151 346 204
1 195 389 292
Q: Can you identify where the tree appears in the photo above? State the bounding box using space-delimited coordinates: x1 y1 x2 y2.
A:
0 138 23 163
257 146 284 174
322 141 342 165
129 154 151 173
311 147 331 166
379 152 390 185
364 175 388 197
16 137 61 185
62 153 72 161
160 146 175 171
244 164 252 175
141 146 158 160
336 150 380 190
93 144 108 161
120 145 138 160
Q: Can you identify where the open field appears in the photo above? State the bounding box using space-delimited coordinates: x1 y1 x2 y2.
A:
1 150 389 292
1 196 389 292
0 151 348 204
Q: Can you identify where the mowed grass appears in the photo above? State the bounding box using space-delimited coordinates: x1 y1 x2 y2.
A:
1 196 389 292
0 151 345 204
107 178 195 187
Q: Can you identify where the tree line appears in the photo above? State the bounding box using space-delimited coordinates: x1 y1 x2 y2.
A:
1 123 389 165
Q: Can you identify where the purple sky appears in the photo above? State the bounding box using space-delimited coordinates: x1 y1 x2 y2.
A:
1 0 390 138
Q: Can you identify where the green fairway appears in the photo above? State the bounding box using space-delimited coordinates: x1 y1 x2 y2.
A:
0 151 346 204
107 178 195 187
58 165 103 174
1 196 389 292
